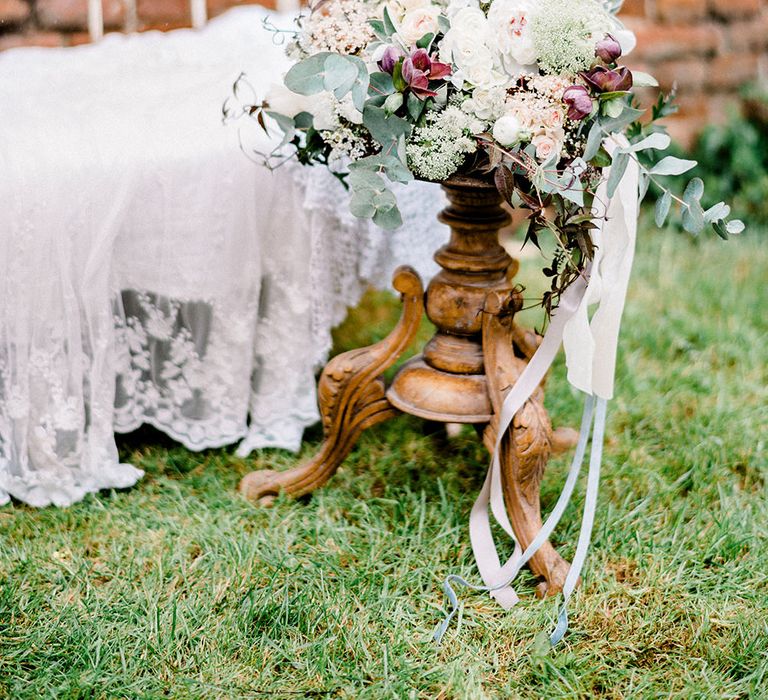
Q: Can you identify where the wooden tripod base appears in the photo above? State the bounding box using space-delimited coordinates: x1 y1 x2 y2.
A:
239 176 578 598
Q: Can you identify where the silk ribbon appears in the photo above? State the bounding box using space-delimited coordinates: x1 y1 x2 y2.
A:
435 137 640 645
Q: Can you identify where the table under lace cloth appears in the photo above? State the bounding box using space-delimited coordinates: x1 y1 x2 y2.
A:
0 7 448 507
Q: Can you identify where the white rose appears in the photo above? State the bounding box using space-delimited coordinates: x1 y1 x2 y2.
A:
445 0 480 18
442 7 489 50
266 82 313 117
454 43 496 86
440 8 501 86
487 0 538 72
492 113 525 146
462 85 508 121
398 6 441 46
387 0 430 22
532 128 564 162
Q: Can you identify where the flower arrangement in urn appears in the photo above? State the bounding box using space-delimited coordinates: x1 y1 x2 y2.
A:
231 0 743 310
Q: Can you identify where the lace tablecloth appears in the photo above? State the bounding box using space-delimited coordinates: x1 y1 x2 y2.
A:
0 7 448 507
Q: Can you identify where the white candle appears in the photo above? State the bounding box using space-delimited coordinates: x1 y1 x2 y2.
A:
190 0 207 29
88 0 104 42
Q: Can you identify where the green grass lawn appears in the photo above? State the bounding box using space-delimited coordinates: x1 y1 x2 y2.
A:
1 226 766 699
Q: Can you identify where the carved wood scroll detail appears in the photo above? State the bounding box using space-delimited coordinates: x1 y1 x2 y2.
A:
238 266 424 504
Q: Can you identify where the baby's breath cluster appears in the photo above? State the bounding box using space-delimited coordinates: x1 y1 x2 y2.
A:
300 0 376 55
406 107 483 181
530 0 610 75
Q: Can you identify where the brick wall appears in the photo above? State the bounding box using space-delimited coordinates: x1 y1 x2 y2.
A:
1 0 766 144
623 0 767 144
0 0 273 50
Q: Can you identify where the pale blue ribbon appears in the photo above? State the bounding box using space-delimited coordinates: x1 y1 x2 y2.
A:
434 394 607 646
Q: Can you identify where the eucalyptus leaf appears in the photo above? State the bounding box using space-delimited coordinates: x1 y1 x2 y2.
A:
293 111 313 129
362 104 412 151
349 57 371 111
284 53 333 95
725 219 745 235
349 154 413 183
348 169 386 192
264 110 295 147
638 172 650 200
584 122 604 162
629 132 671 152
383 6 397 37
349 190 377 218
373 203 403 230
407 92 426 121
654 190 671 227
323 54 359 98
713 220 729 240
632 71 659 88
373 188 397 210
603 97 624 119
703 201 730 223
368 19 389 42
369 72 395 97
650 156 697 176
384 92 404 115
416 33 434 49
598 106 645 134
591 146 612 169
606 151 630 198
681 198 705 234
683 177 704 202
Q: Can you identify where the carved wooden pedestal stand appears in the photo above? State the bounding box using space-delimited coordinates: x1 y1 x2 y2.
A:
240 175 578 597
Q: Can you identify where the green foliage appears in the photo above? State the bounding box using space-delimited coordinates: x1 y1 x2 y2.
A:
1 230 766 698
688 106 768 228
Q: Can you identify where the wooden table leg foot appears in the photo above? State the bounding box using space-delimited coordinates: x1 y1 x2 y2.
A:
239 266 425 503
482 290 573 597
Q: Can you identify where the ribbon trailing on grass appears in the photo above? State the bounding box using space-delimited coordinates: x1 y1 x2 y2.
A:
435 138 640 646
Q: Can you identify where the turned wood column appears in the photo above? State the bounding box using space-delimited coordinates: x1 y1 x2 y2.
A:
386 175 519 423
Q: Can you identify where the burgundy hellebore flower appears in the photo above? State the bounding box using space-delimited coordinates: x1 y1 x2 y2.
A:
401 56 436 98
595 33 622 63
401 48 452 99
378 45 405 74
410 48 431 72
562 85 593 120
580 65 633 93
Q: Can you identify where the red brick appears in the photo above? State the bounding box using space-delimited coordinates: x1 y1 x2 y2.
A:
723 12 768 49
207 0 272 15
139 19 193 33
36 0 124 30
654 0 708 22
709 0 762 19
707 52 760 90
137 0 190 24
648 57 709 91
0 30 64 50
665 115 708 149
619 0 647 16
0 0 30 25
630 22 723 61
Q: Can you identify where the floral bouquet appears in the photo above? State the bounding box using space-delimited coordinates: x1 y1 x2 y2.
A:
231 0 743 310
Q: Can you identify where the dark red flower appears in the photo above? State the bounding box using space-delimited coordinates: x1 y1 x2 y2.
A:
595 34 622 63
580 65 633 93
563 85 593 120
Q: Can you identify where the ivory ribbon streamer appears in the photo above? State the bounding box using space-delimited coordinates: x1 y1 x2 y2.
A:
435 137 640 645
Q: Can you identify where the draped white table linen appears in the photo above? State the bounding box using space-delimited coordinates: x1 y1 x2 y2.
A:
0 7 448 507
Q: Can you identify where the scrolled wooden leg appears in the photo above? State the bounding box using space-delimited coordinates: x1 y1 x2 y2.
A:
239 266 425 504
481 290 572 597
